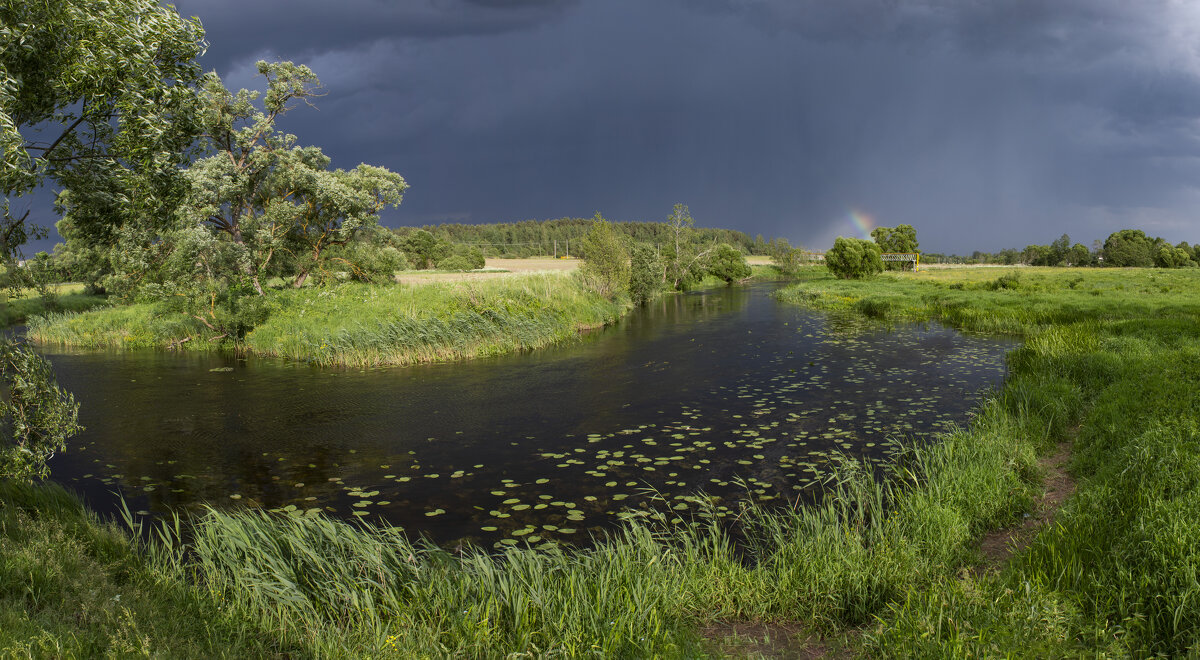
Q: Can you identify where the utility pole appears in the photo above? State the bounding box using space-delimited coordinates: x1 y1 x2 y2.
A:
554 239 557 259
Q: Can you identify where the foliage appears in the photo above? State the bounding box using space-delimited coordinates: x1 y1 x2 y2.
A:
1102 229 1155 267
402 229 452 269
392 217 756 258
825 237 883 279
663 203 717 290
0 340 81 481
629 242 663 304
6 252 61 311
768 237 809 278
181 61 406 294
707 243 751 284
1066 242 1093 266
578 216 631 298
30 274 627 368
870 224 919 270
1154 243 1194 268
0 481 289 656
0 0 205 266
437 244 485 272
312 228 407 284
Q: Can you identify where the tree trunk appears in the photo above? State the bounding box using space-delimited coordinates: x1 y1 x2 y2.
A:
230 217 265 296
293 270 309 288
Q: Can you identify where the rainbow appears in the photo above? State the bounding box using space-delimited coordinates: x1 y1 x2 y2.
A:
847 209 875 240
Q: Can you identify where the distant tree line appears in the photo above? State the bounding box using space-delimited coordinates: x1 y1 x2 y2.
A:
391 218 759 259
924 229 1200 268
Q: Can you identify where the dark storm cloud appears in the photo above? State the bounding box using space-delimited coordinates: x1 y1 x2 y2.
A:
173 0 578 69
22 0 1200 255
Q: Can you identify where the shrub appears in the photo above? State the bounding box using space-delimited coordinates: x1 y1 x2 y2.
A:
707 243 751 284
437 245 484 272
985 271 1021 291
825 237 883 279
629 243 662 304
579 216 630 298
318 241 407 283
0 340 82 481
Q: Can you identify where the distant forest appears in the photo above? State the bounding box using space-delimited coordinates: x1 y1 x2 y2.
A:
391 218 762 257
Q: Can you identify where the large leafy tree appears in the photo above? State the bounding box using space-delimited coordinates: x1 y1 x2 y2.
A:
663 203 716 290
0 0 206 265
1102 229 1155 267
179 61 407 294
826 237 883 279
707 243 751 284
870 224 919 271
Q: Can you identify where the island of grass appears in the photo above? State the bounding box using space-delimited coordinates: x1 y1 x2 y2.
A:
10 264 1200 656
25 257 784 368
27 273 628 368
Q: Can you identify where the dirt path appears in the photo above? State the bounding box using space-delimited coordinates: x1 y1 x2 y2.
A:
700 444 1076 658
701 621 854 659
976 442 1076 574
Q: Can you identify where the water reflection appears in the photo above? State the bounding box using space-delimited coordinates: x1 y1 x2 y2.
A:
43 284 1016 548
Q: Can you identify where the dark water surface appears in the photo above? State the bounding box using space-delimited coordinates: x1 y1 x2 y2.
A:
43 284 1016 549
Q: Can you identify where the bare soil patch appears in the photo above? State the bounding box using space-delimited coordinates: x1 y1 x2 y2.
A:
976 442 1075 573
393 258 579 284
486 257 580 272
701 621 854 659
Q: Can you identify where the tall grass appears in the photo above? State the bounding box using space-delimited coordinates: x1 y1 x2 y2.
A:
28 274 627 367
0 480 287 657
0 285 108 327
83 383 1043 657
12 266 1200 655
780 266 1200 656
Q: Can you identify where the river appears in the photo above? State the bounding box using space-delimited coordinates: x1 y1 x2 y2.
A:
42 283 1016 549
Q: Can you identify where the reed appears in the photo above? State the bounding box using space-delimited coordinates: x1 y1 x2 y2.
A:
11 265 1200 655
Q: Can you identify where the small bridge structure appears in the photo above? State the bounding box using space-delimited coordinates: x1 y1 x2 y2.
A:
881 252 920 271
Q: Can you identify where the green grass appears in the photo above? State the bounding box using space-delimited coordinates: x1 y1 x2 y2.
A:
10 265 1200 656
778 266 1200 656
27 274 628 367
0 282 108 327
0 481 289 657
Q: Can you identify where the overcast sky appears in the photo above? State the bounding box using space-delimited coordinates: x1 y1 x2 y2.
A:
24 0 1200 254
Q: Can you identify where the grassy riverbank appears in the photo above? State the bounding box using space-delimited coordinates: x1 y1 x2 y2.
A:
9 265 1200 656
0 283 108 327
0 482 288 657
28 274 627 367
780 266 1200 656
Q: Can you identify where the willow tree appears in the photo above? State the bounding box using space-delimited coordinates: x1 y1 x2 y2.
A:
0 0 206 271
870 224 919 271
180 61 406 294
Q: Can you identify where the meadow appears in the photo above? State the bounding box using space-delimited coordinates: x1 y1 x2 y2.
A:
0 282 108 327
7 265 1200 656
